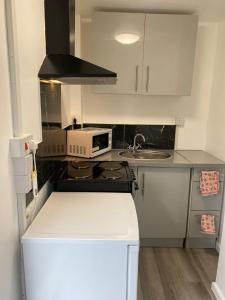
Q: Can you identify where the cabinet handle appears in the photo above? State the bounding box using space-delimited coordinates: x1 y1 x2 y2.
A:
135 65 139 92
142 173 145 197
146 65 150 92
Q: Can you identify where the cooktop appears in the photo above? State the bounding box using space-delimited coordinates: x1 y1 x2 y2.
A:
54 161 136 193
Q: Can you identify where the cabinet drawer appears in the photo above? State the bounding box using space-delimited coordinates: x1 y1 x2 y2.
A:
188 211 220 238
192 168 225 182
191 182 223 211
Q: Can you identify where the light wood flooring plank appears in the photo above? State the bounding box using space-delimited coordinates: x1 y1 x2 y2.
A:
139 248 167 300
138 276 144 300
192 249 218 282
154 248 192 300
139 247 218 300
186 249 218 299
171 248 200 283
183 282 213 300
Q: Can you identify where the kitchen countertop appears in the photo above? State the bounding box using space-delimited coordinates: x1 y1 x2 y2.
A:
91 150 189 167
176 150 225 167
96 150 225 167
39 150 225 168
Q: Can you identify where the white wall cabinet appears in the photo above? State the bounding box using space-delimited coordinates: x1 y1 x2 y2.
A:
84 12 198 96
142 14 198 95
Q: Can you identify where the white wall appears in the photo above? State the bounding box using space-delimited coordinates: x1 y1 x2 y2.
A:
81 22 218 150
206 19 225 300
7 0 45 142
213 217 225 300
206 19 225 247
206 20 225 161
62 12 83 126
0 1 21 299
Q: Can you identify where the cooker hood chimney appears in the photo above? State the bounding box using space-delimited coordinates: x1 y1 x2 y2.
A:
38 0 117 85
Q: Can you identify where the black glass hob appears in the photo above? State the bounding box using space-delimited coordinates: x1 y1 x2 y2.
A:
54 161 136 193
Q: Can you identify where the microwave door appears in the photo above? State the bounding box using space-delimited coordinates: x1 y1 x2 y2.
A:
92 133 109 152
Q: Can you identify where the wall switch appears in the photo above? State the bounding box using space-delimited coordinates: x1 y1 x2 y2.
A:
175 117 185 127
10 134 32 158
13 154 33 176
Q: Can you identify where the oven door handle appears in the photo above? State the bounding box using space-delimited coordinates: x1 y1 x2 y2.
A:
134 182 139 191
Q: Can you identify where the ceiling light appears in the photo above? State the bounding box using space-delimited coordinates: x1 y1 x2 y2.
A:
114 33 140 45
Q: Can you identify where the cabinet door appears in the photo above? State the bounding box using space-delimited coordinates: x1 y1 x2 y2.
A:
83 12 145 94
142 14 198 96
137 167 190 238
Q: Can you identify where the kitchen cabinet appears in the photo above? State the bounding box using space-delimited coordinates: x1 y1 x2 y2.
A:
186 167 225 248
84 12 198 96
84 12 145 94
133 167 190 245
142 14 198 95
188 211 220 238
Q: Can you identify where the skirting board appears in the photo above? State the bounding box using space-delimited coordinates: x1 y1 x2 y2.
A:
212 282 225 300
216 241 221 253
141 238 184 247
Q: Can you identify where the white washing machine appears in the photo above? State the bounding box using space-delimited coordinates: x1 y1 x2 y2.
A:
22 192 139 300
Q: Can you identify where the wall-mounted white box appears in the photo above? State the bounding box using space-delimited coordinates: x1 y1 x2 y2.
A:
10 134 32 158
15 175 32 194
13 154 33 176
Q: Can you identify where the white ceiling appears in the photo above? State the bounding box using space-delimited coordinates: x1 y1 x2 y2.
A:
77 0 225 22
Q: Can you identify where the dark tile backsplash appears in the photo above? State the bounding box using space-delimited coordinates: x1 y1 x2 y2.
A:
83 124 176 150
36 119 176 192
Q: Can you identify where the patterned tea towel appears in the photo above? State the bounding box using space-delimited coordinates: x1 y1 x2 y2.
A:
200 171 219 196
201 214 216 234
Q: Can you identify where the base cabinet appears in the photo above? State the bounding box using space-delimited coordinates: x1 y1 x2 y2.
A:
134 167 190 244
185 167 225 248
133 166 225 248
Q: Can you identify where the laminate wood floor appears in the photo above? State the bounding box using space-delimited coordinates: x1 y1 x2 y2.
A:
138 248 218 300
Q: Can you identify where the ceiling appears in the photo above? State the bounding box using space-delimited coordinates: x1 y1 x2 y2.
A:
77 0 225 22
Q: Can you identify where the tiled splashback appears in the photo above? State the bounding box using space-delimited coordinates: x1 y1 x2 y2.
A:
83 124 176 150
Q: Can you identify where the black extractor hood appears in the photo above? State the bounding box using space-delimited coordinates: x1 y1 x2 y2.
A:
38 0 117 85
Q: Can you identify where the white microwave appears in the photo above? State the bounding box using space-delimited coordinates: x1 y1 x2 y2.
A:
67 127 112 158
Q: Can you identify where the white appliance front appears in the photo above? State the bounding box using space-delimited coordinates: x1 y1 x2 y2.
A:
22 192 139 300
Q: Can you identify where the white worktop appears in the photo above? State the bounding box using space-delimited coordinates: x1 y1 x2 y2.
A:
22 192 139 244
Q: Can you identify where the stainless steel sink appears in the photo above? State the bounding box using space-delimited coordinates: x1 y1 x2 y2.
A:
119 150 172 160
